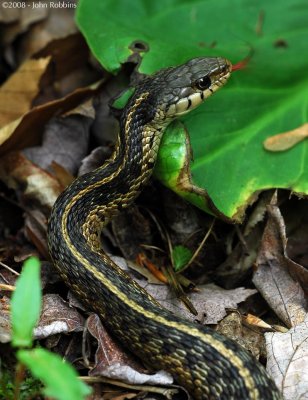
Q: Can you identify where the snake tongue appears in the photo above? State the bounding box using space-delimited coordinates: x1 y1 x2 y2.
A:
232 54 252 71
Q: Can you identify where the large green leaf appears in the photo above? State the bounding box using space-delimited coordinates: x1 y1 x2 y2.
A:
77 0 308 221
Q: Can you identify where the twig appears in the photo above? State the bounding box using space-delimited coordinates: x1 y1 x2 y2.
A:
179 219 216 273
0 261 19 276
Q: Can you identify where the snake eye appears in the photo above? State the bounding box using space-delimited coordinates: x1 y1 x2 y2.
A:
195 76 211 90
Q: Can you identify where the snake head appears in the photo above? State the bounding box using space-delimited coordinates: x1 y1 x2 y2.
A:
140 57 232 121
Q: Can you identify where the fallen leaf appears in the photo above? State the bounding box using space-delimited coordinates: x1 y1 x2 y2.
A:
67 291 87 312
1 286 83 344
35 34 92 89
150 283 257 325
265 315 308 400
264 123 308 151
126 260 162 285
111 256 257 325
0 152 62 211
253 193 307 327
0 82 100 156
79 146 111 176
0 57 51 128
18 10 78 63
82 377 183 400
243 313 274 330
217 312 266 359
87 314 173 386
34 294 84 339
50 161 75 188
0 6 47 43
23 113 92 175
87 314 140 371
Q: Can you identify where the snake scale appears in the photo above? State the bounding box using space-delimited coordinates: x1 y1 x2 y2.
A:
47 57 282 399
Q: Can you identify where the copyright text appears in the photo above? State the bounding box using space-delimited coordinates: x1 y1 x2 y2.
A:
2 1 77 9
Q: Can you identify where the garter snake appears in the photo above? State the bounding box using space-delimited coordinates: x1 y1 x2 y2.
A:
47 57 281 399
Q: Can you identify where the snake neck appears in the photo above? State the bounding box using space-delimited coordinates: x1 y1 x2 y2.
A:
49 91 168 254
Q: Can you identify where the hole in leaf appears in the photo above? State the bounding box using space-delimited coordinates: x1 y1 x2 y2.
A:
130 40 149 52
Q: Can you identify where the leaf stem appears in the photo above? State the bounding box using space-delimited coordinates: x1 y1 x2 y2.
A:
13 362 26 400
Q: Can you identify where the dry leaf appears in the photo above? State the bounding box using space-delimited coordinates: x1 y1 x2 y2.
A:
87 314 140 371
1 292 84 343
111 256 257 325
34 294 84 339
253 194 307 327
265 315 308 399
34 33 91 88
0 6 47 39
79 146 111 176
23 113 92 175
87 314 173 386
50 161 75 188
243 313 273 330
264 123 308 151
18 10 77 62
152 283 257 324
0 82 100 156
217 312 266 359
0 57 51 128
0 152 62 211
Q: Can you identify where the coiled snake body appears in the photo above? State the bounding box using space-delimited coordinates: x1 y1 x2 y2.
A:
48 57 281 399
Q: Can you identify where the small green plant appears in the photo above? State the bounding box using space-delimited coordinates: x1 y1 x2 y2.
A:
171 245 193 272
0 367 42 400
3 257 91 400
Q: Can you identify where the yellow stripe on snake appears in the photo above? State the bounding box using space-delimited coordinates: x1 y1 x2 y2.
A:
47 57 282 399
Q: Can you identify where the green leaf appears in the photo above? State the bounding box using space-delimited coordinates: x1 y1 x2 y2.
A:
172 245 192 272
17 348 91 400
113 87 135 109
11 257 42 348
77 0 308 221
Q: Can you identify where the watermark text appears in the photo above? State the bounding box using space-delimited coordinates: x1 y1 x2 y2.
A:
2 1 77 9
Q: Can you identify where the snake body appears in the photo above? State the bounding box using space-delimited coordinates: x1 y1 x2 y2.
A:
47 57 281 399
